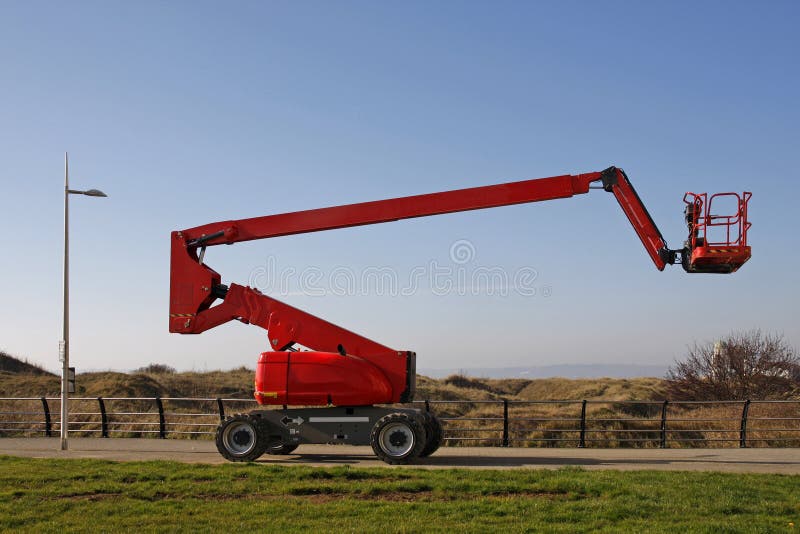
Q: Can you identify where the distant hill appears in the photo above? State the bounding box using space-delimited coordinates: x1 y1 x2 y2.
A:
0 366 259 399
415 375 666 402
419 364 669 379
0 352 668 401
0 359 667 401
3 356 793 448
0 351 54 376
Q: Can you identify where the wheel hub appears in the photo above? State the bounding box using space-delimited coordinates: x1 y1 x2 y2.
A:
222 420 257 456
378 420 415 457
233 429 252 447
389 430 408 447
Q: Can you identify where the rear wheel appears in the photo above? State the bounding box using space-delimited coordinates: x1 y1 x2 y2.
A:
216 414 268 462
265 442 299 455
419 413 443 457
370 412 426 465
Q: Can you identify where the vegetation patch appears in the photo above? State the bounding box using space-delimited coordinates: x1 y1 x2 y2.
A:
0 456 797 532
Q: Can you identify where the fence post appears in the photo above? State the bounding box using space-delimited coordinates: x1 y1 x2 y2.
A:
425 399 430 413
502 399 509 447
40 397 52 437
660 400 669 448
155 397 166 439
97 397 108 438
579 400 587 448
739 399 751 448
216 398 225 422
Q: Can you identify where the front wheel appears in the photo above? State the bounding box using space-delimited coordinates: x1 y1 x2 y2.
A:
370 412 427 465
216 414 267 462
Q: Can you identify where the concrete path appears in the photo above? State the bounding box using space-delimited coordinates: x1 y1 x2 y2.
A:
1 438 798 474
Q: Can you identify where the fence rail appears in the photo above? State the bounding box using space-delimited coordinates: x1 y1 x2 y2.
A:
0 397 798 448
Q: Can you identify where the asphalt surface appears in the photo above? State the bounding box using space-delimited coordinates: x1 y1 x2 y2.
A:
1 438 798 473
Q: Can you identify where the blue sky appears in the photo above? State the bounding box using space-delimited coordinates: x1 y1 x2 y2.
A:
0 1 797 374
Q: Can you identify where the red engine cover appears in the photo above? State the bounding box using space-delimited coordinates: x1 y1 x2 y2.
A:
254 351 393 406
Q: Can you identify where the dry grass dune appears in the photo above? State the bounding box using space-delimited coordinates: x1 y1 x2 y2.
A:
1 355 796 447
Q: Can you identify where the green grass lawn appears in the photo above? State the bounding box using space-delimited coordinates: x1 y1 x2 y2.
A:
0 456 797 533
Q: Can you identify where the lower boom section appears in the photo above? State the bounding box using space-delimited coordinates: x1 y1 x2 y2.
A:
215 406 443 465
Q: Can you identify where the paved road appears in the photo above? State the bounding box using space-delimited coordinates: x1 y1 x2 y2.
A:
1 438 798 473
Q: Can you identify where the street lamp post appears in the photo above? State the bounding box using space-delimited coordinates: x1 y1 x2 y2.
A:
61 152 107 451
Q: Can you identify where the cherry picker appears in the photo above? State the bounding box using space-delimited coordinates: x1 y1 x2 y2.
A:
169 166 751 463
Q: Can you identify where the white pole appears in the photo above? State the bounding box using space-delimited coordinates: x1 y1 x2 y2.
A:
60 152 70 450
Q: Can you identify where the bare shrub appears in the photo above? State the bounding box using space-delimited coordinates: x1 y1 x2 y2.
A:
667 330 799 401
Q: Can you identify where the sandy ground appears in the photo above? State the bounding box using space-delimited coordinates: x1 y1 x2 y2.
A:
1 438 798 473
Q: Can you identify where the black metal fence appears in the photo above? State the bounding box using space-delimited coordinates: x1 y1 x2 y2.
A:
1 397 798 448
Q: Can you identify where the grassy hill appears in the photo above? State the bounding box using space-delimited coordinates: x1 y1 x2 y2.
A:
415 374 666 403
2 354 796 447
0 367 256 399
0 352 668 401
0 351 54 376
0 363 665 401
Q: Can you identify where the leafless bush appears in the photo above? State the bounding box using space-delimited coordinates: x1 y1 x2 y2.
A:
667 330 799 401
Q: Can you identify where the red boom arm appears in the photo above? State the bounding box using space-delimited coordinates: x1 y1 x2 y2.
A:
169 166 671 405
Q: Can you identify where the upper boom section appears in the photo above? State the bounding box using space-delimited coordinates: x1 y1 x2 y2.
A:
170 166 671 336
182 171 607 247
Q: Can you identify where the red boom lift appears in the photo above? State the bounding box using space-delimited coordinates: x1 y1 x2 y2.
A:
169 166 751 463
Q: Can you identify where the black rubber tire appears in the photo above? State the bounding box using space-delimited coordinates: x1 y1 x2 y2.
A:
370 412 427 465
215 414 268 462
265 442 300 455
419 413 443 458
